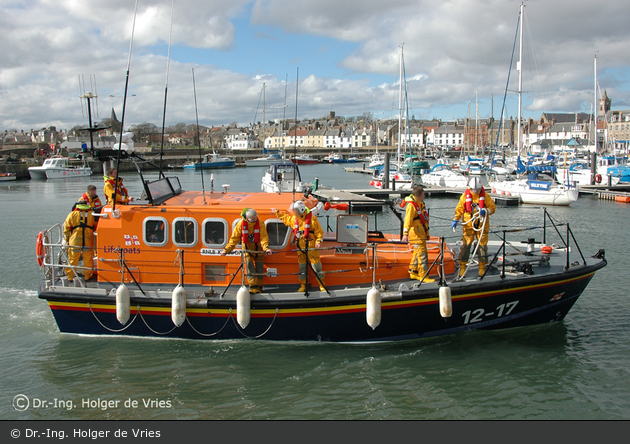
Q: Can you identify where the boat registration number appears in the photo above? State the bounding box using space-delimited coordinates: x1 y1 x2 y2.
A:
461 301 519 324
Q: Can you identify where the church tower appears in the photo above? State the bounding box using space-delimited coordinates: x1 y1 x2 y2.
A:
599 90 611 117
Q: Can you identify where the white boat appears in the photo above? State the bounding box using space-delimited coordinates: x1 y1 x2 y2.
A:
183 152 235 170
367 153 385 168
0 172 17 182
421 164 468 189
245 153 283 167
489 172 578 206
488 5 577 207
261 162 306 193
370 165 414 189
28 156 92 180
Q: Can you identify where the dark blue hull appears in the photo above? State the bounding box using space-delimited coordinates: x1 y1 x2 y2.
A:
40 261 604 342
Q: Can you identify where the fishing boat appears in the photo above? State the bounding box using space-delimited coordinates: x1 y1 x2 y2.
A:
290 154 318 165
34 162 607 341
183 152 235 170
261 162 306 193
28 156 92 179
245 153 283 167
329 153 357 164
421 164 468 189
0 172 17 182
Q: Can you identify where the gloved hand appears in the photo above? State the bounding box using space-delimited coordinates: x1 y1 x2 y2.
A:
62 238 68 246
451 220 458 231
479 208 486 217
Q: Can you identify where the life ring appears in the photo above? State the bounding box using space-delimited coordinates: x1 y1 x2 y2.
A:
36 231 45 267
595 174 602 184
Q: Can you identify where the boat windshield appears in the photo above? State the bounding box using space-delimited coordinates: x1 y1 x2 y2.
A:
141 176 183 205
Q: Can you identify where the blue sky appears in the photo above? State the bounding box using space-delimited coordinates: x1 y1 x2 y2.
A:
1 0 630 131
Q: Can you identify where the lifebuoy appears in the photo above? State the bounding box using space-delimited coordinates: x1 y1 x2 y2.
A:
36 231 45 267
595 174 602 184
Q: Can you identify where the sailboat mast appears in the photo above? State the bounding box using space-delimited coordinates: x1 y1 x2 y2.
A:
262 82 266 152
594 55 598 152
517 2 524 157
398 44 404 163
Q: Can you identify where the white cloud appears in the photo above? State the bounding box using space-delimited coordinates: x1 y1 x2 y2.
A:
1 0 630 130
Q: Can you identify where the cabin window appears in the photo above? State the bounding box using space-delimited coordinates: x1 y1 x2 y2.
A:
173 217 198 247
265 219 291 250
143 217 168 247
202 218 227 247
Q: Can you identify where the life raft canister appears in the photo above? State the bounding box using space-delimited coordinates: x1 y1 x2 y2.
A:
36 231 46 267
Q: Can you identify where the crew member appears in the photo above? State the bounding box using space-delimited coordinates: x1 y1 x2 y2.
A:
103 167 134 205
451 177 496 278
221 208 272 294
401 186 435 283
79 184 103 213
273 201 325 292
63 199 96 283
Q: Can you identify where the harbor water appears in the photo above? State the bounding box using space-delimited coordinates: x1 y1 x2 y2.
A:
1 163 629 420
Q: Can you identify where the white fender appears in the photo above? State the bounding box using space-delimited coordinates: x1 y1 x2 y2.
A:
116 283 130 325
171 284 187 327
366 286 382 330
236 286 251 329
439 286 452 318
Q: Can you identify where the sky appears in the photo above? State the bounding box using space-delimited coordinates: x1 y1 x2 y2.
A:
1 0 630 132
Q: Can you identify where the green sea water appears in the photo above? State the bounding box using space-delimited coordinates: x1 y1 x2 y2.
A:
1 163 629 420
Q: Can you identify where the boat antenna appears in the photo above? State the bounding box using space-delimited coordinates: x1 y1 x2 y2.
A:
192 67 207 204
159 0 175 177
112 0 139 215
292 67 299 202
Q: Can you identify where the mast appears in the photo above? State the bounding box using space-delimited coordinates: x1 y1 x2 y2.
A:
517 2 524 157
475 89 479 154
397 44 404 163
262 82 266 152
594 55 598 153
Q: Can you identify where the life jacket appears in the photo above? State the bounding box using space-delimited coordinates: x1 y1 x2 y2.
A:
404 197 429 224
69 207 95 247
241 218 260 244
293 208 312 240
105 176 128 197
464 187 485 214
81 192 102 210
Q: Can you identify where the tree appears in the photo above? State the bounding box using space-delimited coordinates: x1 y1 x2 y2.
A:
129 122 158 143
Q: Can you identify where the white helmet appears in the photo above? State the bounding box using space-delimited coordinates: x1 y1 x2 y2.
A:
468 177 481 194
292 200 306 215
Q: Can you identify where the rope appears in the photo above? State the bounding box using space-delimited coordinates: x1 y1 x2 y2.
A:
138 307 177 335
88 302 139 333
185 313 232 337
231 307 280 339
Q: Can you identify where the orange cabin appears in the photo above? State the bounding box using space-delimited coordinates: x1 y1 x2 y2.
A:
94 190 455 290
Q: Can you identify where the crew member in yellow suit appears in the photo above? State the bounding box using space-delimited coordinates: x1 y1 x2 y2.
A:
63 200 96 282
401 186 435 283
103 167 134 206
451 177 496 278
222 208 272 294
273 201 325 292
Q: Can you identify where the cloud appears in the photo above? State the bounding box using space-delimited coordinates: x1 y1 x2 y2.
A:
1 0 630 130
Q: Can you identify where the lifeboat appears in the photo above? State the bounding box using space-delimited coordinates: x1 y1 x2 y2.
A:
34 163 607 342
